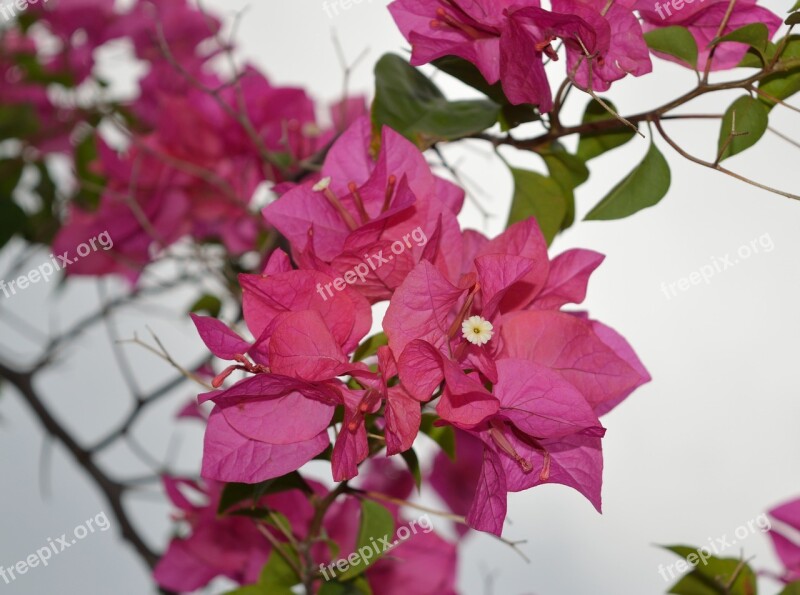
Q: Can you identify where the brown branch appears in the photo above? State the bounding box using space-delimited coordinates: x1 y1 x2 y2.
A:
0 358 163 572
653 116 800 200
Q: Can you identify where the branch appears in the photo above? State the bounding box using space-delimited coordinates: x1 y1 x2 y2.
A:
0 358 163 572
653 116 800 200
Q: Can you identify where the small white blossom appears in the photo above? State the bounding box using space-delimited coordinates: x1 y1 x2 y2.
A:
312 177 332 192
461 315 493 346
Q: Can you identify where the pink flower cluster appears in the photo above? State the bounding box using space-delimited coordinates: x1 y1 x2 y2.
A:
155 461 457 594
389 0 781 110
767 497 800 584
193 113 651 538
1 0 364 280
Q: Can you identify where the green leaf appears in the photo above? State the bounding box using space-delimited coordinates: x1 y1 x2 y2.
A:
420 413 456 459
431 55 509 105
319 577 373 595
0 199 27 251
717 96 768 161
225 587 270 595
714 23 769 62
791 0 800 12
14 51 75 87
0 160 28 250
737 42 777 67
780 582 800 595
0 159 24 199
259 550 300 593
400 448 422 491
576 98 637 161
0 104 39 139
73 132 105 211
227 549 301 595
507 167 568 244
759 35 800 109
644 26 698 68
585 141 670 220
25 162 59 245
217 472 311 515
372 54 500 150
542 143 589 231
787 11 800 25
353 333 388 362
190 294 222 318
337 500 395 581
431 55 539 130
661 545 758 595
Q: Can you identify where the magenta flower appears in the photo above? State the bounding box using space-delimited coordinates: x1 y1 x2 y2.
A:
381 218 648 533
191 264 373 484
499 310 650 415
767 498 800 583
264 116 464 301
331 345 425 481
321 460 459 595
153 477 272 592
637 0 781 70
388 0 524 84
552 0 651 91
456 358 606 535
389 0 633 109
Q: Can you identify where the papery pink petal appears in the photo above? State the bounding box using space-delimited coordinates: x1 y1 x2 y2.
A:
263 248 293 275
389 0 505 83
498 10 553 109
495 359 603 438
475 253 535 319
176 399 207 421
240 269 371 355
220 391 335 445
385 387 422 455
430 430 484 529
397 339 446 402
476 219 550 311
437 361 499 428
588 319 651 415
466 447 507 535
268 310 353 381
154 539 220 592
501 311 646 413
385 261 465 357
190 314 251 361
162 476 203 512
534 249 604 310
501 432 603 511
771 498 800 533
768 530 800 577
199 373 338 406
332 390 370 481
367 529 458 595
202 407 329 483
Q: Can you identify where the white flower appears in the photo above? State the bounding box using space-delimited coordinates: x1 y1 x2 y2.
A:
312 176 332 192
461 315 494 346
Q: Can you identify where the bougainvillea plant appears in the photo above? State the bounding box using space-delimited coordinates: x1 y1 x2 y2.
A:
0 0 799 593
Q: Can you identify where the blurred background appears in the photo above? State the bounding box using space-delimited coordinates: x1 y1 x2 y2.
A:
0 0 798 593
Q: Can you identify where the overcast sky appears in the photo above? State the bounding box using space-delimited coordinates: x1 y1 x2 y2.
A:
1 0 799 593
